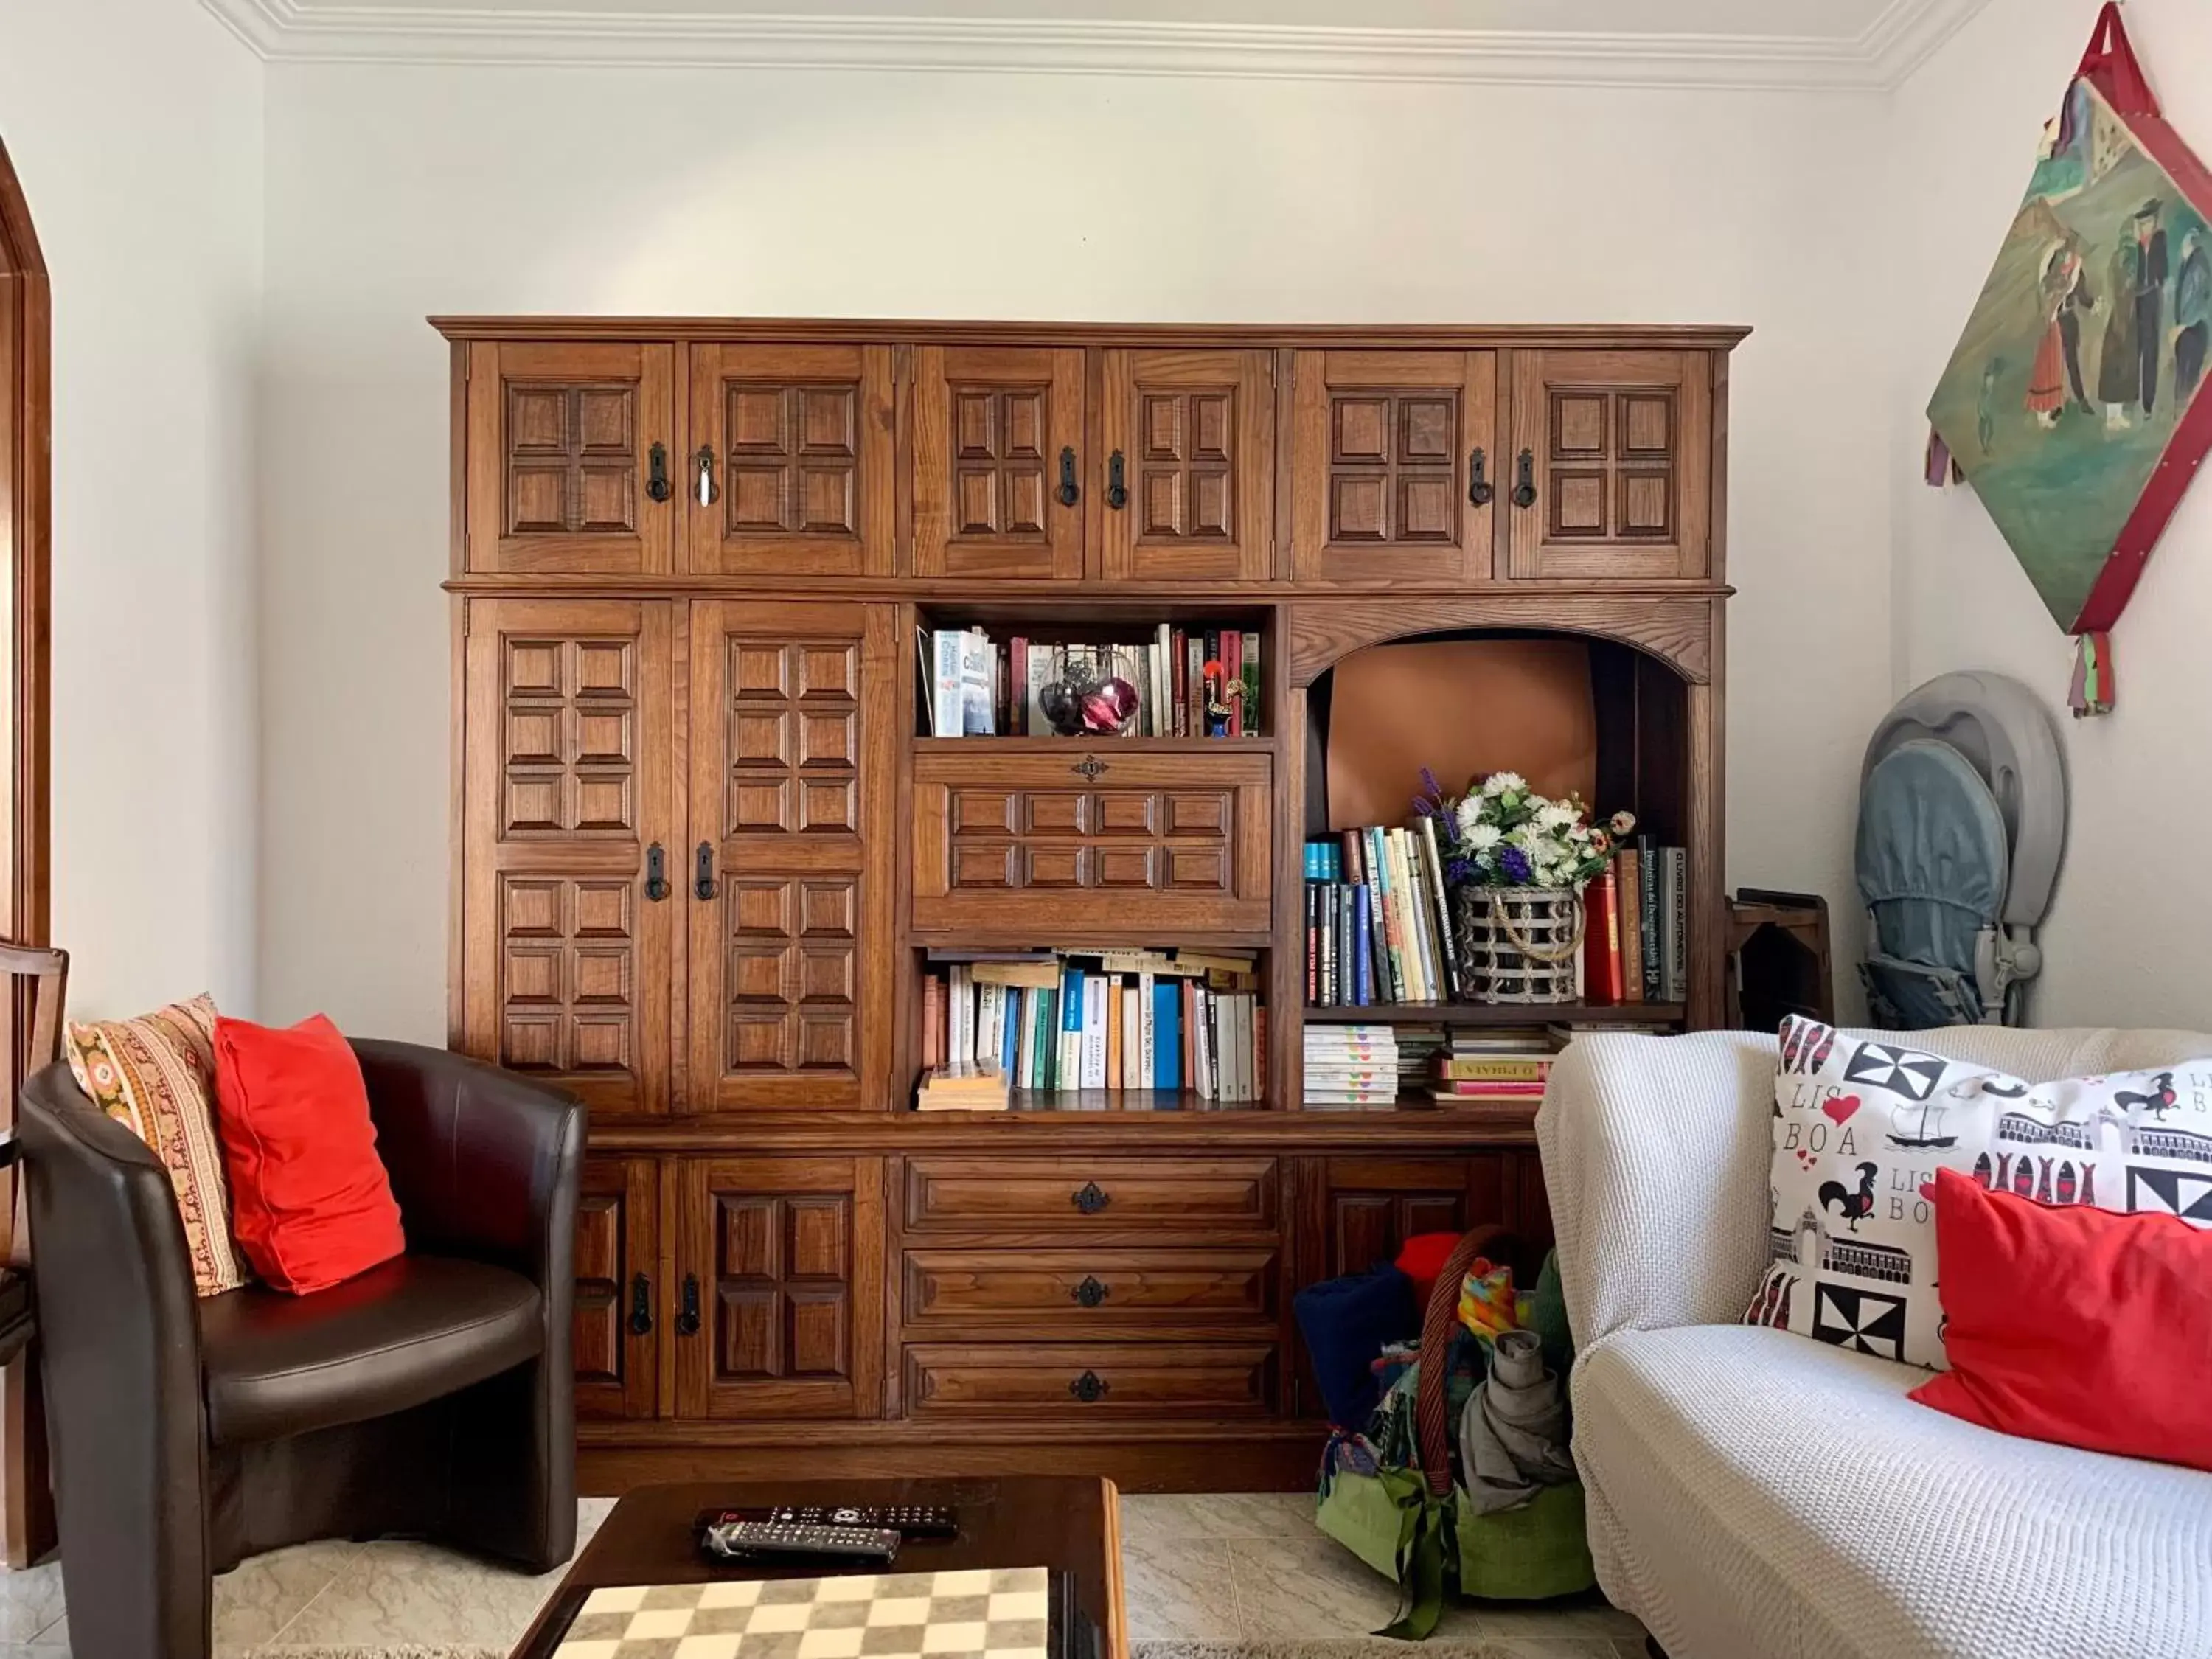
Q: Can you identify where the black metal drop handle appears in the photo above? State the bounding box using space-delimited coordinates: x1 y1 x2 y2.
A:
1512 448 1537 509
1467 447 1494 507
1071 1276 1108 1308
1069 1370 1109 1403
1071 1180 1110 1215
628 1272 654 1336
647 442 672 503
644 842 670 902
1106 450 1129 510
695 842 717 901
1057 446 1080 507
676 1273 702 1337
695 445 720 507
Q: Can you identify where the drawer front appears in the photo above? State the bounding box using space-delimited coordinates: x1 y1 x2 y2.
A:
911 751 1272 934
903 1157 1278 1233
905 1343 1277 1416
903 1248 1278 1326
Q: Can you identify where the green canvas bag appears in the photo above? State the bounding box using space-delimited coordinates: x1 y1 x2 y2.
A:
1312 1228 1595 1637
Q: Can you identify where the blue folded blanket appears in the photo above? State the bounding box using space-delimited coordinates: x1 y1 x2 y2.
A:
1294 1263 1419 1427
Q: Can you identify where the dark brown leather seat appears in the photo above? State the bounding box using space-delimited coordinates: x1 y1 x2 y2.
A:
20 1039 584 1659
199 1254 543 1445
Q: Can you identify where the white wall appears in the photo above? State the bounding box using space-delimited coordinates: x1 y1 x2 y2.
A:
257 65 1896 1040
1891 0 2212 1029
0 2 262 1018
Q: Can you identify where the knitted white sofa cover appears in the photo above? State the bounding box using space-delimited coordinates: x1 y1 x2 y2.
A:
1540 1026 2212 1659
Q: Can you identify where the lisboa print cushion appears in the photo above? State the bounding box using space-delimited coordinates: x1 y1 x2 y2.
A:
1745 1016 2212 1370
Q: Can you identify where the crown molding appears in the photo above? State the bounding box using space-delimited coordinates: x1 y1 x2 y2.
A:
201 0 1991 91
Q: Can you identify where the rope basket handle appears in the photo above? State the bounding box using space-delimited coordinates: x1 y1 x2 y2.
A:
1488 893 1587 964
1413 1223 1523 1498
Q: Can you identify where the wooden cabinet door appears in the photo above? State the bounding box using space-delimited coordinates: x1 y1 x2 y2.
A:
574 1155 660 1421
913 346 1085 580
673 1155 886 1421
1315 1154 1548 1279
462 598 676 1117
1099 349 1274 582
686 602 895 1112
465 342 676 575
1290 350 1497 585
685 343 895 578
1505 349 1711 580
911 749 1274 937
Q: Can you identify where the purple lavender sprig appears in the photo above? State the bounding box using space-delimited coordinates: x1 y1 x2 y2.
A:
1498 846 1532 884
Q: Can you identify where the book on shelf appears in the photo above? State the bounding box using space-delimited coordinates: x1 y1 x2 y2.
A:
917 624 1265 740
1305 832 1690 1017
917 946 1262 1104
915 1061 1010 1113
1304 1022 1399 1107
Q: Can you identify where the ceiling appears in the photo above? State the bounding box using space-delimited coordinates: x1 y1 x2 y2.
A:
201 0 1991 88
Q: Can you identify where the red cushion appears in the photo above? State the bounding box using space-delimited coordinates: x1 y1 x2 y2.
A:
210 1015 405 1294
1910 1166 2212 1471
1395 1232 1464 1307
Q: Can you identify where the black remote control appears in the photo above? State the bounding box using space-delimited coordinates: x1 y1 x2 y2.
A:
696 1503 958 1540
703 1519 902 1566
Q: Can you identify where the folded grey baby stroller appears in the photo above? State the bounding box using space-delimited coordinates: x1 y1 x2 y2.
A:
1856 672 2066 1028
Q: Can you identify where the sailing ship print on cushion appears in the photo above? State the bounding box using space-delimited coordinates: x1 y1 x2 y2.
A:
1750 1017 2212 1369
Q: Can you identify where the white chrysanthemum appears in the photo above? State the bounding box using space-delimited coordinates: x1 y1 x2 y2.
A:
1481 771 1526 797
1464 822 1503 852
1535 802 1576 832
1455 798 1487 838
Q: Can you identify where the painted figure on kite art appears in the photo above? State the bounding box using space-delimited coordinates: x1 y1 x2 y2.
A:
1929 74 2212 631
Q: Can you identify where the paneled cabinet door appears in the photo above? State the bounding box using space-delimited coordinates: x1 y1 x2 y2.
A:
1290 350 1497 585
686 602 896 1112
464 342 677 575
672 1156 886 1421
462 598 676 1117
1505 350 1712 580
574 1155 660 1421
913 346 1085 580
1313 1153 1548 1281
685 344 896 578
1099 349 1275 582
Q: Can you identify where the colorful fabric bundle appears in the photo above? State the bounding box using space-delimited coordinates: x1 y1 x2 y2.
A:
1455 1259 1532 1344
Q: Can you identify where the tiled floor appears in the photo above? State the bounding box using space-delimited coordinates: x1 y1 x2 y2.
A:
0 1493 1645 1658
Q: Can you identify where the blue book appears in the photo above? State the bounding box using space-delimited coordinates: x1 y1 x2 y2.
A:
1060 970 1085 1092
1154 980 1181 1090
1345 889 1363 1009
1001 987 1022 1078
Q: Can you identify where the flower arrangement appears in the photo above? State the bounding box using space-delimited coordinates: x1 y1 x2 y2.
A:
1414 768 1634 892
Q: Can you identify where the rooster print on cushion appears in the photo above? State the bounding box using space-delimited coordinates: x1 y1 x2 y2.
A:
1749 1017 2212 1369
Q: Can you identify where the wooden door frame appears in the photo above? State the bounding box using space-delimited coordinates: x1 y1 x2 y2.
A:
0 133 53 1568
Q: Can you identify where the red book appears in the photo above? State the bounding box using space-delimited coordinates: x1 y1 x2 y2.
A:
1584 868 1624 1004
922 973 946 1073
1433 1080 1549 1096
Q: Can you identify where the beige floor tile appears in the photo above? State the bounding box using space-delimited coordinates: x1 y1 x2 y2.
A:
1471 1595 1644 1642
0 1559 65 1644
212 1537 354 1652
1225 1531 1404 1640
1118 1492 1312 1550
262 1537 566 1649
1122 1533 1242 1642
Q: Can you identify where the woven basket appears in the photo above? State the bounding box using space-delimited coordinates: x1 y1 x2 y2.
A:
1453 886 1585 1005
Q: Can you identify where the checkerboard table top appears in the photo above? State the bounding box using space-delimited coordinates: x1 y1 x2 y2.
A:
554 1565 1054 1659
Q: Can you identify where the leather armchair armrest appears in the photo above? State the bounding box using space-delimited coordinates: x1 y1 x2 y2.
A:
350 1040 585 1295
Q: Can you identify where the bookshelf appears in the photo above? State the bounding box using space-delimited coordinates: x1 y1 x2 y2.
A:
440 314 1741 1492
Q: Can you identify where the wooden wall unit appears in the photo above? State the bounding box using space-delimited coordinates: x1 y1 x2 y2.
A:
442 316 1745 1492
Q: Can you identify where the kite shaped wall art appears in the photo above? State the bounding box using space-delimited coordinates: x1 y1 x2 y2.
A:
1927 4 2212 714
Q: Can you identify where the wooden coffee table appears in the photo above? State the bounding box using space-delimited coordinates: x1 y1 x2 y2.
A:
509 1476 1127 1659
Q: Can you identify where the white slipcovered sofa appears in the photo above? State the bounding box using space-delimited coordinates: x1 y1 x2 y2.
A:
1538 1026 2212 1659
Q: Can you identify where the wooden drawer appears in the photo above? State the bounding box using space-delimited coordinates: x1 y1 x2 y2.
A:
903 1157 1277 1233
905 1343 1277 1416
903 1248 1278 1326
911 750 1272 934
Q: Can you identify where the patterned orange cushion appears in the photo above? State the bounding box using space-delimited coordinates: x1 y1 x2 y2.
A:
66 994 249 1296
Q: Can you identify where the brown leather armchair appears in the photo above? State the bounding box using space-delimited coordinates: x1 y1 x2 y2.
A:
19 1040 584 1659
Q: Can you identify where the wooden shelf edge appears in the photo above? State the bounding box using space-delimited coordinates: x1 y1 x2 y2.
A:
911 736 1276 755
1301 1001 1686 1027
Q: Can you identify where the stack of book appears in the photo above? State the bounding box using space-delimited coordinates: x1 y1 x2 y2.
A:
1303 824 1460 1006
1304 1023 1398 1108
921 625 1263 740
914 1062 1010 1113
1582 839 1691 1006
919 948 1264 1103
1394 1023 1449 1098
1430 1027 1553 1107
